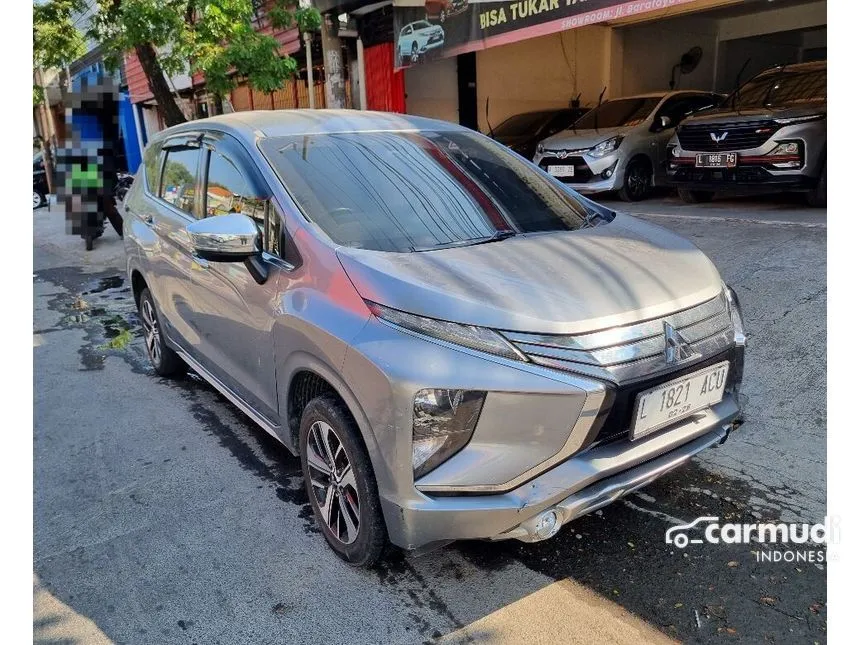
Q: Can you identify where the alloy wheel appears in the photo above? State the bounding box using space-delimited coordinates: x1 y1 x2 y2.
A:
140 298 162 366
305 420 361 545
33 191 42 208
627 165 650 200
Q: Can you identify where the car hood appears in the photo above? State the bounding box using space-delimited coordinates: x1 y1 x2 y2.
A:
336 213 723 335
683 102 826 125
540 127 633 151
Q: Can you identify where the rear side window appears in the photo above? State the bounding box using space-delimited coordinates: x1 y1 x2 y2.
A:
143 143 163 194
159 148 199 215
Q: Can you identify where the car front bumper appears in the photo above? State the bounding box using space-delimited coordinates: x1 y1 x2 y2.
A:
345 312 743 551
534 150 625 194
382 393 741 550
667 165 819 192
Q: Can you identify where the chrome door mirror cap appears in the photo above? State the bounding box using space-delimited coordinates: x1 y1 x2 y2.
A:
187 213 260 261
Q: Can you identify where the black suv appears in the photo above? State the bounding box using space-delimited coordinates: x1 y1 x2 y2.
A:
667 60 826 207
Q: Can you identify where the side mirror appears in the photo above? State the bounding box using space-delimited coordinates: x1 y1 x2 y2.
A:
186 213 269 284
654 115 672 132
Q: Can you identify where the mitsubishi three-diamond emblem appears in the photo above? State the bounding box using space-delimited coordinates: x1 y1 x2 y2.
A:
663 322 702 365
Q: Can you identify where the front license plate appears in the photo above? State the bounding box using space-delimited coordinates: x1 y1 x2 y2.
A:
696 153 737 168
547 165 578 177
631 361 729 440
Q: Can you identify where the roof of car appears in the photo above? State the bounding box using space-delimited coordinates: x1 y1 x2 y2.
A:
608 90 716 100
152 109 467 144
757 59 826 75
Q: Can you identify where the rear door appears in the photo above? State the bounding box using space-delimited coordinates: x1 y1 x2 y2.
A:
129 134 208 357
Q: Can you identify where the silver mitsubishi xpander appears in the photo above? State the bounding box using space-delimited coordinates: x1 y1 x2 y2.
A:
124 110 746 567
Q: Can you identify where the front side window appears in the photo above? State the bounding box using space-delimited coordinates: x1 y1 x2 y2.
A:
204 148 280 254
159 147 199 214
260 130 590 253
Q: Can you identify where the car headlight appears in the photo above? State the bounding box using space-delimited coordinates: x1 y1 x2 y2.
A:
413 389 485 480
773 113 825 125
587 136 623 159
367 301 526 362
723 283 746 347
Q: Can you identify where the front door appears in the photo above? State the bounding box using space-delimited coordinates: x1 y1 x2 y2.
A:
183 133 286 420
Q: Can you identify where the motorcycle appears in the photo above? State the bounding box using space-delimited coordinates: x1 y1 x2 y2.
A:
114 171 134 203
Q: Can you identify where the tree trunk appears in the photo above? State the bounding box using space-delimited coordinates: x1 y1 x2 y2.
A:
135 43 187 127
212 92 224 115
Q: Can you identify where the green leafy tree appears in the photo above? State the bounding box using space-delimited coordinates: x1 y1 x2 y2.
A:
90 0 321 127
33 0 88 74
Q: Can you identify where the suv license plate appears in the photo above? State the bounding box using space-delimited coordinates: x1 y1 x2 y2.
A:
696 153 737 168
630 361 729 440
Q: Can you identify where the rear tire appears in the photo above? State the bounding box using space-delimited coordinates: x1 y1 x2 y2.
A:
806 161 826 208
299 396 387 568
138 287 186 377
617 159 652 202
678 188 715 204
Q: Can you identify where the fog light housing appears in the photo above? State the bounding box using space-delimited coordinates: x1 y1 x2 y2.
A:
534 510 561 540
600 161 618 179
413 389 486 480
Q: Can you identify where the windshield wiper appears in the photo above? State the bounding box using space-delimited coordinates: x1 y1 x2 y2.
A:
413 230 517 251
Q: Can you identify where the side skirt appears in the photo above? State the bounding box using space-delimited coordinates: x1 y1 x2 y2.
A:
174 347 287 448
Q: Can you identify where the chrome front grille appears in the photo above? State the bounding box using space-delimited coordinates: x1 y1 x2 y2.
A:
503 294 734 384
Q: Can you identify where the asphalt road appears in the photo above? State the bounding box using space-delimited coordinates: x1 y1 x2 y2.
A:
33 199 826 644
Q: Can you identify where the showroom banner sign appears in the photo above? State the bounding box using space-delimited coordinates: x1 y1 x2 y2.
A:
393 0 698 69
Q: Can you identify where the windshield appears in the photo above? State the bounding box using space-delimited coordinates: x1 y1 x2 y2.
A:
260 131 589 253
726 67 826 109
494 112 554 137
574 97 661 129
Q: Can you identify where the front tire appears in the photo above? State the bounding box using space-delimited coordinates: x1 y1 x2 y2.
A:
617 159 652 202
678 188 714 204
33 190 45 209
411 42 419 64
138 287 186 377
300 396 386 567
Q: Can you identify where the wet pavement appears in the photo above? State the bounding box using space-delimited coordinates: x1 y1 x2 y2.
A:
34 206 826 644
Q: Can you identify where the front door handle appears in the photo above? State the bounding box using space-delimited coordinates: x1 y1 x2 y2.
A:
142 213 154 225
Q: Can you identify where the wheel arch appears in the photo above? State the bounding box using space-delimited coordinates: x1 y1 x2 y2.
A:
280 355 383 473
627 152 654 179
130 268 148 309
